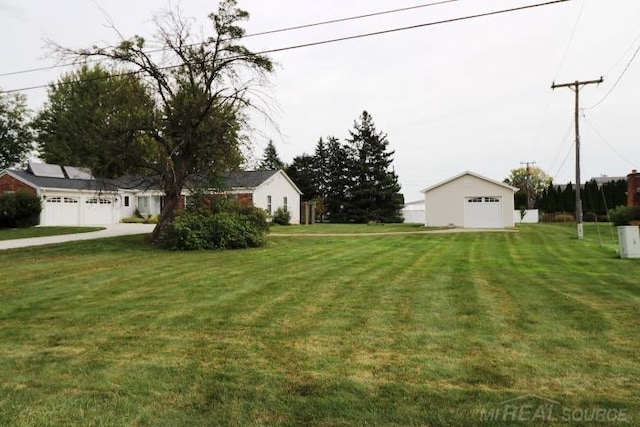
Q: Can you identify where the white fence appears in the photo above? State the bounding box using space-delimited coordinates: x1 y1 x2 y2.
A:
513 209 539 224
401 209 425 224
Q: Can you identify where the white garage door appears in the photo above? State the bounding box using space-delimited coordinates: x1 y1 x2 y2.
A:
464 196 502 228
43 196 80 226
84 197 115 224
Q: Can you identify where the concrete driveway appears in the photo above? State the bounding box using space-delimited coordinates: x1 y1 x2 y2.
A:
0 223 156 251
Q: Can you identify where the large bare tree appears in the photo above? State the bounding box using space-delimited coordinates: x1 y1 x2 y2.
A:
52 0 274 242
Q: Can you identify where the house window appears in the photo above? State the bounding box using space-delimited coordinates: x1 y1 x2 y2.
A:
485 197 500 203
138 196 150 214
124 196 130 207
47 197 62 203
468 197 482 203
267 195 272 214
64 197 78 204
283 196 288 211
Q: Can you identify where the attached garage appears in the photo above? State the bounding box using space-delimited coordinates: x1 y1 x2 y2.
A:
422 171 517 229
42 195 81 226
0 163 126 226
83 196 116 225
36 192 119 226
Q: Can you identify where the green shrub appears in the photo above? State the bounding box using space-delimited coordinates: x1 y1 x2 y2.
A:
608 205 640 226
272 207 291 225
159 207 268 251
541 212 575 223
0 191 42 228
121 216 147 224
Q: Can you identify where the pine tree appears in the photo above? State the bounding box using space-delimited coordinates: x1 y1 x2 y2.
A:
285 154 317 201
346 111 403 223
543 182 557 213
312 137 330 200
259 140 285 170
324 136 353 222
563 183 575 215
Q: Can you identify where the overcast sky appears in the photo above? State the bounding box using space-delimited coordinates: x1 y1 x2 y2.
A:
1 0 639 201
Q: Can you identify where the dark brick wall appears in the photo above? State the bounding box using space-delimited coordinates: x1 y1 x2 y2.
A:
628 170 640 208
0 174 37 195
235 192 253 207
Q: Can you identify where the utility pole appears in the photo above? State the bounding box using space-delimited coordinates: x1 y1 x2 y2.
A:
551 77 603 240
520 161 536 209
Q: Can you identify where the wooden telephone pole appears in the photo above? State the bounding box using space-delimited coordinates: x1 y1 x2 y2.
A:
520 161 536 209
551 77 603 240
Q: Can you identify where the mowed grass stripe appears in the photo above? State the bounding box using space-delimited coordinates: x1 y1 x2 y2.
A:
0 225 639 426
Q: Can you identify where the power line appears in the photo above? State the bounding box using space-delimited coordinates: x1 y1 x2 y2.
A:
261 1 571 54
549 120 575 178
581 111 638 169
528 0 582 155
0 0 572 95
0 0 461 79
585 40 640 110
553 139 574 179
553 0 585 81
244 0 462 39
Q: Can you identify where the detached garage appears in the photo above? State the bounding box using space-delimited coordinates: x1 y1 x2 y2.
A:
421 171 517 229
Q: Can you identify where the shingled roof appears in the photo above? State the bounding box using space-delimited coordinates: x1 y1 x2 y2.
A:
4 164 284 193
7 169 117 191
224 170 279 189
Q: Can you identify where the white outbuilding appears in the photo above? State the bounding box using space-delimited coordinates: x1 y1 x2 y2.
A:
421 171 518 229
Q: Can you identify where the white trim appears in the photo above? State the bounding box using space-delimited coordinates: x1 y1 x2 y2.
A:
421 171 518 194
253 170 303 195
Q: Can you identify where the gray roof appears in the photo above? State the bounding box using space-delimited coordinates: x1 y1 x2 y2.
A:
224 170 279 189
6 167 281 192
8 169 116 191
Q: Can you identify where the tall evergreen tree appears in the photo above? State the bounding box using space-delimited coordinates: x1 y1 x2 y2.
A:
324 136 352 222
312 137 329 200
563 183 575 214
286 154 317 201
259 140 285 170
346 111 403 223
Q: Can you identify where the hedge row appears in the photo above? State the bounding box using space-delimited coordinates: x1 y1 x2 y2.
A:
0 192 42 228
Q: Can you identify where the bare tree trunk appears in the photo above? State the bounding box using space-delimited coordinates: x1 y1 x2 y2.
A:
150 191 181 243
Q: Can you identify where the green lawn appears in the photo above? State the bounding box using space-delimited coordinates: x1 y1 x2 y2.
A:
0 226 104 241
0 223 638 426
269 222 439 234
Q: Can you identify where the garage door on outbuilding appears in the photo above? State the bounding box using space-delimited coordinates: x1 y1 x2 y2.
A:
421 171 517 229
464 196 503 228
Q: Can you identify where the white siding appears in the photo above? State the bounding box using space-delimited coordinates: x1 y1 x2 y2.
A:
118 191 138 219
253 171 301 224
423 173 515 228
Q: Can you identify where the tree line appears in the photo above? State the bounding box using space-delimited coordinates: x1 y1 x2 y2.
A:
537 179 628 218
505 166 628 218
276 111 404 223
